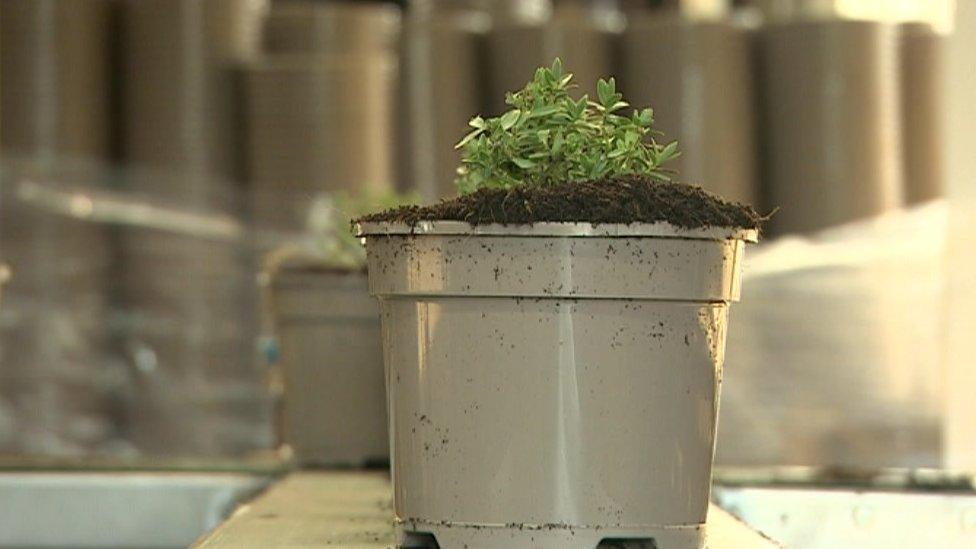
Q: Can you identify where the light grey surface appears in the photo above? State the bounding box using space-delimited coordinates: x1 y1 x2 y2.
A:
195 472 395 548
717 205 945 469
196 472 777 548
363 225 752 547
0 472 270 548
713 485 976 549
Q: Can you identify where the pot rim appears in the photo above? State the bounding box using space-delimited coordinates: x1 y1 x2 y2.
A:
356 220 759 242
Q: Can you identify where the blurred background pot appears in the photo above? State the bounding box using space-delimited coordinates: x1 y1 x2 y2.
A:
0 0 115 161
400 0 487 200
619 13 758 205
267 262 387 468
120 0 267 185
360 221 756 549
899 22 946 205
483 0 617 116
758 19 904 236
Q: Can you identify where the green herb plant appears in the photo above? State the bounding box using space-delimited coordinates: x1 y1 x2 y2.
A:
454 58 679 194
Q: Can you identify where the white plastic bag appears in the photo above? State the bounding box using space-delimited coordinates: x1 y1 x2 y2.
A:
717 202 947 469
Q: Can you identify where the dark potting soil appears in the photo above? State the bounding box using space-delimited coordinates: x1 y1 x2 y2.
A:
357 174 764 231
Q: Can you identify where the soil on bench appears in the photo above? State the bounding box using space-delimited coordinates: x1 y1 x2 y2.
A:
357 174 764 231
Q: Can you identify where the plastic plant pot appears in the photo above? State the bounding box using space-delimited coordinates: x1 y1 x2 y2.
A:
270 266 388 467
358 220 757 549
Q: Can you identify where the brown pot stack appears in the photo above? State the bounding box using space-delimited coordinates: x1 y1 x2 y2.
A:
401 0 487 200
0 162 119 456
117 0 272 457
244 1 400 240
0 0 115 160
0 0 119 455
899 22 945 205
120 0 266 183
619 13 759 206
758 19 904 235
483 0 617 116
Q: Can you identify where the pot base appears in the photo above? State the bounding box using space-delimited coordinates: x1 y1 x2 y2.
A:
396 518 703 549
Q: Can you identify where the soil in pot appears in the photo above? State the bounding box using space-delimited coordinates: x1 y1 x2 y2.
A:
357 173 763 230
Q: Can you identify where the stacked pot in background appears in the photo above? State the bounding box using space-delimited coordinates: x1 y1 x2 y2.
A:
0 0 121 456
120 0 267 181
400 0 488 200
245 0 399 238
0 0 116 160
757 18 904 235
899 22 945 205
246 0 399 465
483 0 619 116
267 264 387 467
613 6 943 236
0 163 123 456
619 13 758 206
477 4 945 232
116 0 271 457
112 178 269 457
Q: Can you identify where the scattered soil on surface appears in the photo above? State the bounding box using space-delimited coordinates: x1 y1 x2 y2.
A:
357 174 764 231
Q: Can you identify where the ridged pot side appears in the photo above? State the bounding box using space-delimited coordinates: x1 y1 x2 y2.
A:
360 221 754 549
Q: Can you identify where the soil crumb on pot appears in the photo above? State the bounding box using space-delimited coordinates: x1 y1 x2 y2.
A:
358 174 764 230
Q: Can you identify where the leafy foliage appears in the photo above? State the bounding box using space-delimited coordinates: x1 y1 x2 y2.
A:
454 58 679 194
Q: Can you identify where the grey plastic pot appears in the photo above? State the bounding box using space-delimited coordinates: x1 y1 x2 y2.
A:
358 221 756 548
269 266 388 467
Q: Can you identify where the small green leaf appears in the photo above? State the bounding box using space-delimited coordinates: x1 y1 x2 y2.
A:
543 66 557 85
597 79 611 106
469 116 486 129
513 157 536 169
574 96 588 117
659 141 680 162
534 67 547 82
638 108 653 125
552 133 564 154
499 109 521 130
529 105 561 118
551 58 563 79
455 128 484 149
